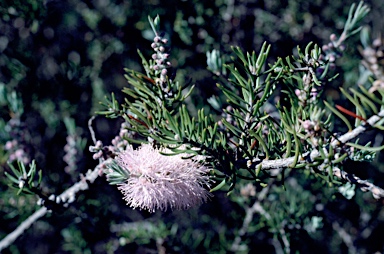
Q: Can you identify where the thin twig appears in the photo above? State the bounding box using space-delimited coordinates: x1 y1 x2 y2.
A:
88 116 97 145
256 109 384 200
3 108 384 250
0 160 107 251
333 167 384 199
279 226 291 254
259 156 384 199
230 180 273 252
332 221 357 254
0 207 48 251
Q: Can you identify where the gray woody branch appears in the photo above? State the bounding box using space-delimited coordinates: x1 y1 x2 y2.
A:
0 161 106 251
257 109 384 200
2 110 384 251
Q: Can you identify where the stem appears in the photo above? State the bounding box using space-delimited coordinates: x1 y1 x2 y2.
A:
0 160 106 251
230 179 273 252
256 109 384 200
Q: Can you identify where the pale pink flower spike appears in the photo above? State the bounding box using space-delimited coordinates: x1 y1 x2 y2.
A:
116 144 212 213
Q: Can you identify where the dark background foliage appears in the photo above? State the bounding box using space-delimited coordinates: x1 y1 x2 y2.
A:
1 0 384 253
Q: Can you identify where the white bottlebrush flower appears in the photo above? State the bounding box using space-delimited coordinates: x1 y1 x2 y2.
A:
114 144 212 213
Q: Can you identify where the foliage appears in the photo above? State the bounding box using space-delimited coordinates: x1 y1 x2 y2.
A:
1 0 384 253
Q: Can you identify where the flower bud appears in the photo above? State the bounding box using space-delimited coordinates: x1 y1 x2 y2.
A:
330 34 337 41
18 180 24 189
373 38 381 48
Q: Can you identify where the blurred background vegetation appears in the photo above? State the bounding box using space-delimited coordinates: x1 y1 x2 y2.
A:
0 0 384 253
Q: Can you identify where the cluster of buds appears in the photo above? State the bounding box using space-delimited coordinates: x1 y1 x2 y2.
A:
300 119 322 146
110 122 130 152
359 37 384 92
301 119 320 134
295 74 318 106
295 88 317 105
321 34 345 64
5 140 29 163
4 118 30 164
89 122 131 160
151 34 172 87
63 135 80 178
89 140 104 160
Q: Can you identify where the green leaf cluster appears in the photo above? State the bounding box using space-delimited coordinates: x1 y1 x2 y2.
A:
5 160 42 195
98 2 383 194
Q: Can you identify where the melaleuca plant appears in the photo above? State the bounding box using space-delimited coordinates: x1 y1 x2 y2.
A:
2 1 384 252
99 2 383 201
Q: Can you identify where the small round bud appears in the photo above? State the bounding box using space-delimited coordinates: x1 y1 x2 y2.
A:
5 140 15 150
154 36 161 42
367 56 377 64
93 151 103 160
159 46 165 52
322 45 329 52
161 69 168 76
151 42 157 49
302 120 313 130
120 129 128 137
371 64 379 71
152 53 158 59
18 180 24 189
373 38 381 48
15 149 24 158
364 47 375 56
330 34 337 41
